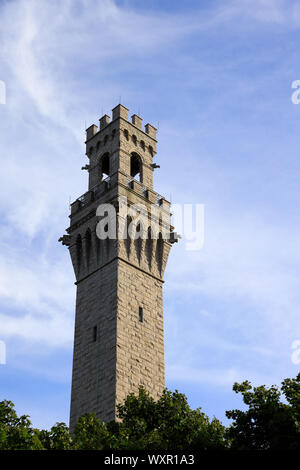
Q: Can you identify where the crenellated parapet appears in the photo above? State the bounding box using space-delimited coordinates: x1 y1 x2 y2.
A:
84 105 157 191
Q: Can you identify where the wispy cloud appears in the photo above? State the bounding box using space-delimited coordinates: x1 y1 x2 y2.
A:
1 0 299 356
0 248 74 346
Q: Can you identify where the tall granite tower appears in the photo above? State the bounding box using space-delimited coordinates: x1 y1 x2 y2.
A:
60 105 178 430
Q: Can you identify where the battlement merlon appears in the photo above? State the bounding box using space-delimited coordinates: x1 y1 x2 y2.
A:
144 123 157 139
99 114 110 130
85 104 157 146
131 114 142 129
86 124 98 141
112 104 129 121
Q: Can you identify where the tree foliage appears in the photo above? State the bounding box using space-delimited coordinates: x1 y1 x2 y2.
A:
72 388 227 450
1 374 300 450
226 373 300 450
0 400 43 450
114 388 227 450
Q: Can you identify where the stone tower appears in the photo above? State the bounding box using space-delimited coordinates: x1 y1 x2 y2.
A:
60 104 178 431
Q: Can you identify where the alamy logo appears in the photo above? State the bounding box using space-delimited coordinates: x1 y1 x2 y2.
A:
0 340 6 365
291 80 300 104
291 339 300 365
0 80 6 105
95 196 204 251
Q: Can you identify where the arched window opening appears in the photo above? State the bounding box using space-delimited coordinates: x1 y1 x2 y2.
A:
85 229 92 268
124 216 132 258
76 235 82 273
132 134 137 145
145 227 153 270
148 145 153 157
100 152 110 181
123 129 129 141
89 146 94 157
105 237 110 260
156 232 163 275
135 223 143 263
112 129 116 139
96 141 100 151
130 152 142 182
95 227 101 264
140 140 145 151
104 135 109 145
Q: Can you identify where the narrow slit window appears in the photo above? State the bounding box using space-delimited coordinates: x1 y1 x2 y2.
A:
93 325 97 342
139 307 143 323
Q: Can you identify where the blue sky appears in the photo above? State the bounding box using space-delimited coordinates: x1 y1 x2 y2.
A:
1 0 300 429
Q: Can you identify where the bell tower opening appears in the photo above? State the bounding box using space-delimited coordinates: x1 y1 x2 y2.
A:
100 152 110 181
130 152 142 182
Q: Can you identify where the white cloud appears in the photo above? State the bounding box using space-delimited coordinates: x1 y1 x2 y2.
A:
168 364 242 387
234 0 286 24
167 363 279 388
0 248 75 347
0 0 204 129
167 208 300 337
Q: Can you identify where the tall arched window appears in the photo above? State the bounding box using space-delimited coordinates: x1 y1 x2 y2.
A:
85 229 92 268
100 152 110 181
105 237 110 261
135 223 143 264
124 216 132 258
76 234 82 273
145 227 153 270
130 152 142 182
156 232 163 275
95 226 101 264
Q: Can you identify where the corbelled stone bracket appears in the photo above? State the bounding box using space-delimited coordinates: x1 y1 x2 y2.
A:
58 234 72 246
169 232 181 244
